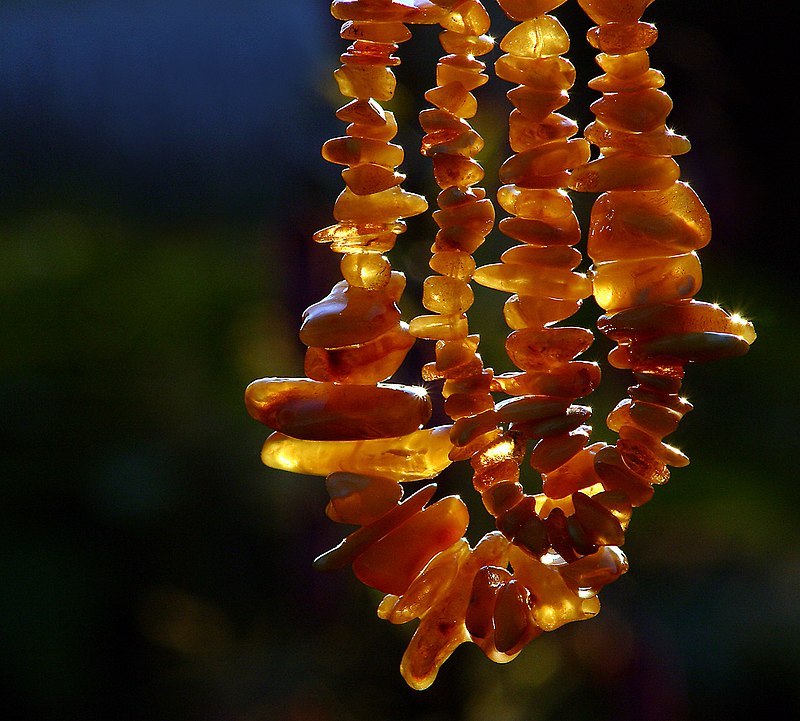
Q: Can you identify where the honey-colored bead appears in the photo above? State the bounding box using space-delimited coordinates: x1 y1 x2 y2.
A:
261 426 454 481
436 55 489 92
336 97 387 125
334 64 397 101
341 40 400 68
428 335 483 379
499 214 581 246
510 405 591 440
495 395 573 426
591 252 702 312
304 322 413 384
607 398 683 438
334 186 428 222
505 327 594 372
507 85 570 121
588 68 665 93
584 120 689 156
423 275 475 314
509 111 578 153
541 443 604 498
497 186 574 220
597 299 755 344
596 50 651 79
482 482 526 517
578 0 654 25
379 539 470 624
615 435 670 485
618 424 688 468
587 22 658 54
500 16 570 59
432 154 485 187
508 545 601 631
503 295 583 328
433 196 495 235
570 153 680 193
352 495 469 595
439 30 495 57
342 162 405 195
590 89 673 133
559 546 628 593
429 250 477 281
325 472 403 525
424 82 478 119
492 362 601 398
466 566 510 639
347 112 399 142
409 312 469 341
571 491 625 545
495 55 576 91
475 262 591 301
340 20 412 44
340 251 392 289
588 183 711 262
322 136 404 168
499 139 591 185
313 221 403 254
244 377 432 441
315 484 437 572
331 0 446 23
493 580 536 654
440 0 491 36
299 276 403 348
500 243 582 269
593 444 654 507
530 426 591 473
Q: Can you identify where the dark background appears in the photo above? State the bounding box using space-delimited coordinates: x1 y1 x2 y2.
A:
2 1 797 720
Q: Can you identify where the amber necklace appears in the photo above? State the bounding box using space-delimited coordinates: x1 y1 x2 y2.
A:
245 0 754 689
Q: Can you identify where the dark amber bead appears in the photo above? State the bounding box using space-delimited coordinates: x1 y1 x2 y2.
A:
325 472 403 525
482 481 526 517
493 580 535 653
571 492 625 545
593 444 654 507
541 442 603 498
530 426 591 473
466 566 510 639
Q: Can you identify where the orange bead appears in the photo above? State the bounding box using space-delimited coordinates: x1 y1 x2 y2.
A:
325 472 403 525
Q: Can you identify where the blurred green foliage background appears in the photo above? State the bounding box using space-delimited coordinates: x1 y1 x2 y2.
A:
1 1 797 719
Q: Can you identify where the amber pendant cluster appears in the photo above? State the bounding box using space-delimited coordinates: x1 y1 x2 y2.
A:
245 0 755 689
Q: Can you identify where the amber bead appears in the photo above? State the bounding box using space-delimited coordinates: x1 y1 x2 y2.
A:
559 545 628 592
493 363 600 400
607 398 684 438
530 426 591 473
498 214 581 246
496 186 574 220
303 322 414 384
504 327 594 372
495 55 576 92
424 82 478 119
584 122 688 159
510 404 591 440
509 111 578 153
435 56 489 92
590 89 673 133
313 221 404 254
592 252 702 312
593 444 654 507
331 0 446 24
503 295 583 329
340 20 413 44
507 85 570 122
500 243 582 269
440 0 491 36
439 30 495 57
499 139 591 185
342 164 405 195
322 136 404 168
570 153 680 192
541 442 604 498
476 262 591 301
314 484 437 572
325 472 403 525
429 250 477 281
260 426 454 481
493 580 536 653
497 0 568 21
587 22 658 54
334 186 428 223
299 276 403 348
571 491 625 545
352 495 469 595
423 275 474 314
588 68 665 93
466 566 511 639
334 64 397 101
615 435 670 485
596 50 651 79
500 16 570 59
245 377 432 440
588 183 711 262
432 154 485 188
482 481 526 517
409 312 470 341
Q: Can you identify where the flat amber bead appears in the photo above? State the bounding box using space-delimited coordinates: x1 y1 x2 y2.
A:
429 250 477 281
495 395 572 426
424 82 478 119
499 214 581 246
244 377 432 440
261 425 454 481
497 186 574 220
500 243 582 269
331 0 446 23
509 111 578 153
500 16 570 59
336 97 387 125
588 183 711 262
334 64 397 101
433 197 495 235
495 55 576 92
590 89 673 133
493 580 536 654
322 136 404 168
304 322 414 384
436 57 489 92
340 20 413 44
510 404 591 440
492 362 601 398
584 121 689 156
352 495 469 595
593 444 653 507
341 40 400 67
423 275 474 314
505 327 594 371
439 30 495 57
466 566 510 639
541 443 604 498
587 22 658 54
607 398 683 438
499 139 591 185
299 275 403 348
530 426 591 473
340 251 392 290
503 295 583 328
342 163 405 195
587 68 665 93
596 50 650 79
482 482 526 517
559 546 628 593
314 221 404 254
325 472 403 525
334 186 428 222
507 85 570 122
432 154 485 187
592 252 702 312
569 153 680 192
409 312 469 341
475 262 591 301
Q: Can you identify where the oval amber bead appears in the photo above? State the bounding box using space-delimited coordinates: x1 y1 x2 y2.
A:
499 139 591 184
505 327 594 371
587 22 658 54
509 110 578 153
584 121 689 156
423 275 474 314
570 153 680 193
500 15 570 59
499 214 581 246
590 89 673 133
503 295 583 328
507 85 570 122
325 472 403 525
495 55 576 91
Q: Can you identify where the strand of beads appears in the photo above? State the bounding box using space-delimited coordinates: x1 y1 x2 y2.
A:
569 0 755 509
246 0 476 602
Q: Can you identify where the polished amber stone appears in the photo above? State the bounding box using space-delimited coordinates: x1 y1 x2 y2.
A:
244 377 432 440
587 22 658 54
509 111 578 153
499 138 591 185
500 15 570 59
340 20 412 44
439 0 492 35
497 186 574 220
578 0 654 25
493 580 536 653
334 186 428 222
570 152 680 192
322 136 404 168
475 262 591 301
593 444 654 506
495 55 576 92
408 312 469 340
499 214 581 246
432 154 485 188
596 50 651 79
584 121 689 156
503 295 583 328
505 327 594 371
507 85 570 122
541 442 604 498
429 250 477 281
436 56 489 92
262 426 454 481
466 566 510 639
424 82 478 119
325 472 403 525
334 64 397 101
331 0 446 23
529 426 591 472
423 275 475 314
492 362 601 398
439 30 495 57
342 164 405 195
590 89 673 133
591 252 702 312
587 68 665 93
340 251 392 291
